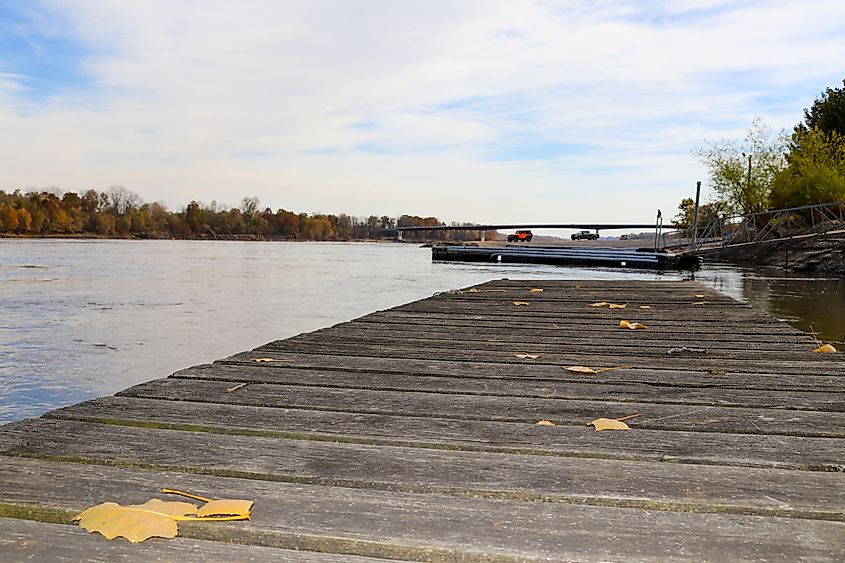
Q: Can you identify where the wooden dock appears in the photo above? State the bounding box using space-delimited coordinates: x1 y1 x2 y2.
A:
1 279 843 561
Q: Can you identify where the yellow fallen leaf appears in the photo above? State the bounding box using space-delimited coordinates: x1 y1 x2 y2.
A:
589 302 609 307
566 365 631 374
608 303 628 309
468 288 480 293
515 353 541 359
537 419 556 426
160 489 253 519
73 499 197 543
251 358 292 363
691 301 707 305
587 418 630 431
513 301 530 306
639 305 651 309
529 288 544 293
814 344 838 353
619 320 647 330
566 366 597 374
73 490 254 543
587 413 642 432
195 499 255 518
694 294 705 298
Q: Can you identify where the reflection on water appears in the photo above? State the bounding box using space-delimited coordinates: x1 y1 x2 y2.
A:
693 265 844 346
1 239 842 423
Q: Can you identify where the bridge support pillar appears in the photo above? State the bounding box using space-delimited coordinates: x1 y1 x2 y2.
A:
480 231 486 242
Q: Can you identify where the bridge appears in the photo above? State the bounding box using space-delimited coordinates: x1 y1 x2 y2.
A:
380 221 674 241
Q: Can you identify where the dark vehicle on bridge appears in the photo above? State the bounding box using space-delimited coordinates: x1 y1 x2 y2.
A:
571 230 599 241
507 230 533 242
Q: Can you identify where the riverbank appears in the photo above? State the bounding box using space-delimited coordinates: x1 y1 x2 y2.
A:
698 231 845 276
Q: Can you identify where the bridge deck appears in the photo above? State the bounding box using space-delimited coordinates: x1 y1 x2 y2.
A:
1 280 843 561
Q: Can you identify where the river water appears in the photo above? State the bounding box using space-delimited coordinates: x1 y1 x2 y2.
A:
1 239 842 423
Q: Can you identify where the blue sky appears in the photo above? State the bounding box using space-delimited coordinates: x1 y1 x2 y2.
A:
1 0 844 224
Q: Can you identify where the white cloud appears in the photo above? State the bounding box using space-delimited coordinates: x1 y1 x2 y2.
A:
1 0 844 223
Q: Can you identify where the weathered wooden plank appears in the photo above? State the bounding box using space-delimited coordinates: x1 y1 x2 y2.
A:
292 329 818 355
393 304 780 324
49 396 845 471
256 341 845 375
168 363 845 411
0 518 374 562
3 458 842 562
218 352 845 391
2 419 844 520
361 310 806 335
342 319 818 346
116 377 845 437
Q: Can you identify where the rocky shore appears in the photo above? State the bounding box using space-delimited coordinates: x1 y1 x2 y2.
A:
698 231 845 276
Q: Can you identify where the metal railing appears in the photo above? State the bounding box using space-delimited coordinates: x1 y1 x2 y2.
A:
681 201 845 251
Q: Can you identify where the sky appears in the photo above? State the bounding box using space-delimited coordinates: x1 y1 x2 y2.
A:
1 0 844 225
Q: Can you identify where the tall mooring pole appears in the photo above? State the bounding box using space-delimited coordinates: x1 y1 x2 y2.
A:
689 180 701 251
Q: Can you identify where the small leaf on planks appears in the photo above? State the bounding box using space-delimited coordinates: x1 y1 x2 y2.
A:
694 294 706 298
587 413 643 432
691 301 707 306
515 353 541 359
639 305 651 309
512 301 530 306
565 365 631 374
589 302 609 307
529 288 544 293
468 288 480 292
608 303 628 309
619 320 647 330
226 381 257 394
251 358 292 363
814 343 838 353
537 419 556 426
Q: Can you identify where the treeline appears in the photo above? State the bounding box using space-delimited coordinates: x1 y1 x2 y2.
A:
0 187 496 241
678 78 845 226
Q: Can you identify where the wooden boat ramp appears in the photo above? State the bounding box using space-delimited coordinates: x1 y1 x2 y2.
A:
1 279 843 561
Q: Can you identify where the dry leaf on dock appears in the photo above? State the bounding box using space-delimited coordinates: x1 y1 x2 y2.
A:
814 344 838 353
512 301 530 306
639 305 651 309
529 288 544 293
587 413 643 431
619 320 647 330
250 358 292 363
608 303 628 309
537 420 556 426
589 302 609 307
225 381 257 394
515 353 541 359
565 365 631 374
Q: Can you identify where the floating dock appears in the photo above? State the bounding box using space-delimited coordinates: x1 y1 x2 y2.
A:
1 280 843 560
432 243 701 269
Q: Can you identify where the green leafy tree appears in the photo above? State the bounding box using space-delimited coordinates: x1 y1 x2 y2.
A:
695 119 788 214
798 79 845 137
771 127 845 208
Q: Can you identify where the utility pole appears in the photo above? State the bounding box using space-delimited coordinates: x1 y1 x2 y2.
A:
689 181 701 251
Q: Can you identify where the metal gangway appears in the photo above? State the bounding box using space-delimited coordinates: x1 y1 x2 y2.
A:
682 201 845 251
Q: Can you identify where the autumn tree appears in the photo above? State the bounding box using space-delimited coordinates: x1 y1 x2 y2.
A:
695 120 788 214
